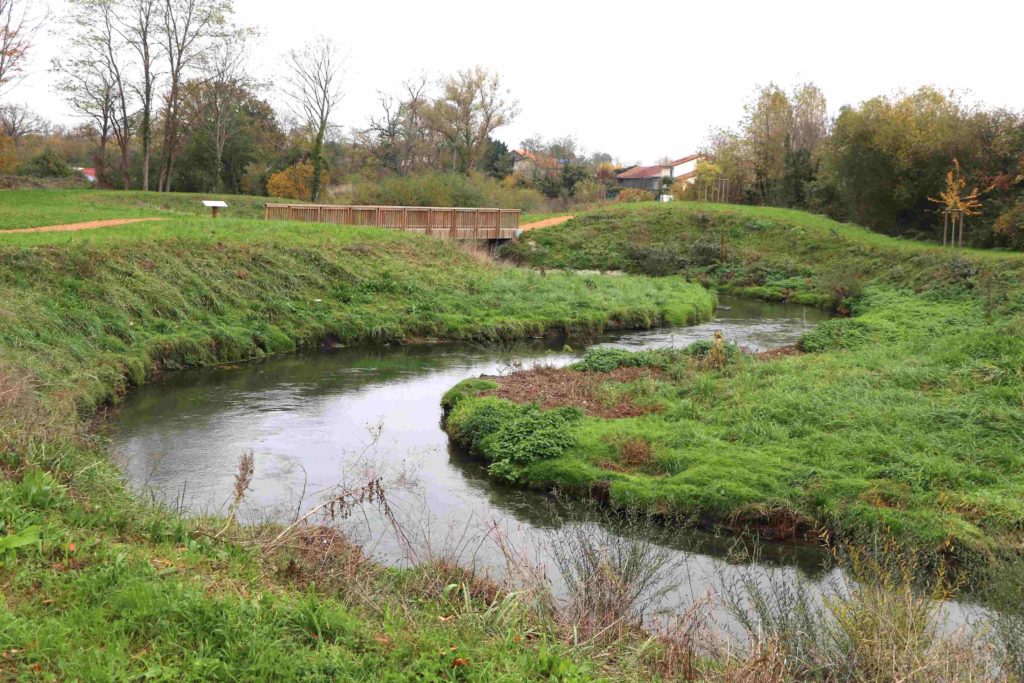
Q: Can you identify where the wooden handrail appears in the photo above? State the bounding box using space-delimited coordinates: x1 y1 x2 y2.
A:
263 203 520 240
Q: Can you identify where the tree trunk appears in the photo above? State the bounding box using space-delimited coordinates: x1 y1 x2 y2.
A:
310 121 326 202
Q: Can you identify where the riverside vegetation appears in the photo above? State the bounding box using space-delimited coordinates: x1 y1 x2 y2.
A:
451 202 1024 561
0 189 723 680
2 190 1023 680
443 201 1024 675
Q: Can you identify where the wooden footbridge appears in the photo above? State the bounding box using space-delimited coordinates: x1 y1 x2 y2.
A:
264 203 521 240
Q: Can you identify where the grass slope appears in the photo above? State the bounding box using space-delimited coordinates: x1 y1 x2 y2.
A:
0 189 293 229
446 202 1024 563
0 191 715 680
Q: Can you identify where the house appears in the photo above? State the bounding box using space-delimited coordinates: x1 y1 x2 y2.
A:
511 149 558 177
615 154 703 192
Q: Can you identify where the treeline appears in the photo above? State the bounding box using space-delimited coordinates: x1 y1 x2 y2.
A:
701 83 1024 249
0 0 621 212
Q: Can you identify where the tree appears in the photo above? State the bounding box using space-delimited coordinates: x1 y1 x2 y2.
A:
186 33 253 191
284 35 344 202
825 87 987 235
57 0 135 189
0 0 42 96
478 137 512 178
427 66 518 173
744 83 792 204
53 56 115 185
119 0 160 191
704 127 751 203
929 158 982 246
0 103 45 144
790 82 828 153
158 0 231 192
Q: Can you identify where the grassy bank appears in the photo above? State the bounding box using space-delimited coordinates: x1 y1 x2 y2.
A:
0 192 717 679
0 189 291 229
445 202 1024 565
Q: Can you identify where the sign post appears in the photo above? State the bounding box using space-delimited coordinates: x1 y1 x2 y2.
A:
202 200 228 219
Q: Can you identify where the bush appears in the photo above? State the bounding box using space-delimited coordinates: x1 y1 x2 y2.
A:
447 397 582 482
615 188 654 203
688 239 725 266
21 149 74 178
624 245 687 276
993 200 1024 251
347 172 544 211
267 161 315 201
571 347 672 372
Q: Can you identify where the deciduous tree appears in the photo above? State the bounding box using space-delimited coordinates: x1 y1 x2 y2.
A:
428 66 517 173
284 35 344 202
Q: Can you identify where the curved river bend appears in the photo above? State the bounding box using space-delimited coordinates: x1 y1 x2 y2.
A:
111 297 978 633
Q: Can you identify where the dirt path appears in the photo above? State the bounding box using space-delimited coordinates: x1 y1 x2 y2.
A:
0 217 164 235
519 215 575 231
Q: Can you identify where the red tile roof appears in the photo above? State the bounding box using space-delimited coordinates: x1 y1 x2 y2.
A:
616 154 704 180
616 165 665 180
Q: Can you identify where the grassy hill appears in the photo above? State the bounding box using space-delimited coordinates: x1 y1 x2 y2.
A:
445 202 1024 564
0 190 715 680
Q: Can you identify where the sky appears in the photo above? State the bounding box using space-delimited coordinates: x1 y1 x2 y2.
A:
10 0 1024 165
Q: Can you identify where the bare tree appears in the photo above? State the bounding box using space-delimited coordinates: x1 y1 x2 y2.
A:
0 102 45 144
54 67 115 185
428 66 518 173
0 0 43 96
284 35 344 202
157 0 229 192
118 0 161 191
57 0 135 189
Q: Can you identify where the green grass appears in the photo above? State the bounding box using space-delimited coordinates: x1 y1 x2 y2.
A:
0 189 715 680
447 201 1024 565
0 189 293 229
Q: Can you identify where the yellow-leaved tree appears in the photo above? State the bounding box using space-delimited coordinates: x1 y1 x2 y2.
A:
928 159 982 247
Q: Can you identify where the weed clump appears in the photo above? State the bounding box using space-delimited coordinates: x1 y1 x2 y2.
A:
571 347 674 372
446 397 582 482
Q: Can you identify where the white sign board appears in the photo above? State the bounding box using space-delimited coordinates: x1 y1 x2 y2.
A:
202 200 228 208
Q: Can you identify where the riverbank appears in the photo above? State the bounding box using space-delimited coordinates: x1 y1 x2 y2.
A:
0 192 723 679
447 202 1024 567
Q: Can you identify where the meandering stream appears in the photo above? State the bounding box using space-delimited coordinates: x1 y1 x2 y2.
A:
110 297 981 634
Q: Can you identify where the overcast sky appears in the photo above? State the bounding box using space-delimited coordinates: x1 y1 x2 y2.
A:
10 0 1023 165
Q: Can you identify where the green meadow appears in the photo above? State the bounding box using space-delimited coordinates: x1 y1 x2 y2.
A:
447 202 1024 563
0 190 715 680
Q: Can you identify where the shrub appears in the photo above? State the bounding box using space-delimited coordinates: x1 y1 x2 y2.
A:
571 347 672 372
615 188 654 203
818 264 867 312
624 245 687 276
21 148 74 178
683 336 738 362
267 161 315 201
447 397 582 482
0 135 16 174
688 238 725 266
993 200 1024 251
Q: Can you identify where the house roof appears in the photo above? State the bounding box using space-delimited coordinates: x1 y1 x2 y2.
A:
616 165 665 180
615 154 704 180
512 149 559 170
669 154 702 167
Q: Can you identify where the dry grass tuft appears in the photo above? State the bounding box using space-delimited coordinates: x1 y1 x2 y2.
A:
490 365 663 418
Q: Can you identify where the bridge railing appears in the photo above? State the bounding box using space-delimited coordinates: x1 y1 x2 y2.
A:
264 203 521 239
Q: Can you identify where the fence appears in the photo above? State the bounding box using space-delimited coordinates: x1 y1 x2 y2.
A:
264 203 521 240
